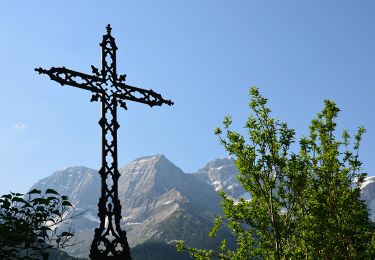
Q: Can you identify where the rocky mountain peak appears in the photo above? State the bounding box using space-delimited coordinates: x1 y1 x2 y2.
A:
200 157 235 171
127 154 167 165
120 154 178 176
193 157 245 198
118 154 185 197
117 154 218 209
31 166 100 209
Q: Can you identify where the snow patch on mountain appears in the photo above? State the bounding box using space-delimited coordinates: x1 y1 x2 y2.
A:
193 157 245 199
362 176 375 189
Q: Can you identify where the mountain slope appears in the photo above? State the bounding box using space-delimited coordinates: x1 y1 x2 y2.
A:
30 155 231 259
193 157 249 200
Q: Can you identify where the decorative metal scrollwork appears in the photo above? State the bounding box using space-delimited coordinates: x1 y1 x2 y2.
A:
35 25 173 259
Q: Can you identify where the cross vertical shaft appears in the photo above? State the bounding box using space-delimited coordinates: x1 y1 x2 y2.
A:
35 25 173 259
92 94 130 259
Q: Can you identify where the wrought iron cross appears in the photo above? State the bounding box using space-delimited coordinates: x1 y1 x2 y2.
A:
35 25 173 259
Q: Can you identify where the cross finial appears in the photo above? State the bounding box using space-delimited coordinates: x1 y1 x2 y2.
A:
106 24 112 35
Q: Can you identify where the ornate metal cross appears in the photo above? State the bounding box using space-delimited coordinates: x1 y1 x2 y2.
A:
35 25 173 259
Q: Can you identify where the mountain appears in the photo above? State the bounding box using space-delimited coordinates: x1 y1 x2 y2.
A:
116 155 227 248
30 155 233 259
361 176 375 220
32 166 100 211
193 158 375 212
29 155 375 259
192 157 250 200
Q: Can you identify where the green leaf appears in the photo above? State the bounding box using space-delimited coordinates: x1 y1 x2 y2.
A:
10 192 24 197
45 189 59 195
1 199 11 210
223 115 232 128
62 200 73 207
32 198 46 204
1 194 12 199
11 196 26 203
28 188 41 195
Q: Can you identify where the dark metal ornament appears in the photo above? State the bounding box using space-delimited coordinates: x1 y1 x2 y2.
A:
35 25 173 259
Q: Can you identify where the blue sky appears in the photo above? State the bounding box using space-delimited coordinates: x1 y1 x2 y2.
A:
0 1 374 195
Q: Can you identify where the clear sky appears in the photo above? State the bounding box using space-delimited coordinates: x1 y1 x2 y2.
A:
0 1 374 195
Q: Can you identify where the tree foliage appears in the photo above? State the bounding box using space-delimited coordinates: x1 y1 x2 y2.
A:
0 188 80 260
177 87 375 259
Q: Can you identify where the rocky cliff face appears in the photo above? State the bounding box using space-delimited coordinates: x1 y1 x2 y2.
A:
192 157 249 200
116 155 223 247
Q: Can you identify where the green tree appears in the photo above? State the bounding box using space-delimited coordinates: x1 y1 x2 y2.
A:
0 188 79 260
177 87 374 259
296 100 374 258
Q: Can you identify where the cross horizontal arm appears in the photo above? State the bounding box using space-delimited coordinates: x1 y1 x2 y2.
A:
116 82 174 107
35 67 103 93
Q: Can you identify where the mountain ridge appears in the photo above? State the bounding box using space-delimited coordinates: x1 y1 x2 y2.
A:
29 154 233 258
29 154 375 259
